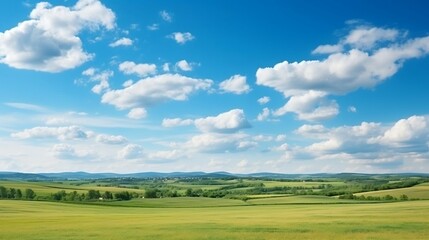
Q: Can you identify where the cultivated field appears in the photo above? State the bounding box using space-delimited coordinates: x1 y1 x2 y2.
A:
0 199 428 240
356 183 429 199
1 175 429 239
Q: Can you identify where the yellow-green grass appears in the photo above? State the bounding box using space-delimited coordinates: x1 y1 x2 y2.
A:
0 199 428 239
356 183 429 199
260 180 345 188
0 180 145 196
247 195 362 205
93 197 249 208
245 194 291 199
169 184 228 190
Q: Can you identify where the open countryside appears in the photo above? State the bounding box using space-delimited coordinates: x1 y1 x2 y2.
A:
1 172 429 239
1 0 429 239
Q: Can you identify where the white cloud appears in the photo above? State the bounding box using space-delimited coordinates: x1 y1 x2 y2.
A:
43 112 151 129
252 135 273 142
119 61 156 77
109 37 133 47
82 67 96 76
372 115 428 146
219 75 250 94
284 116 429 171
194 109 251 133
147 23 159 31
148 150 184 162
101 74 213 110
81 69 113 94
118 144 144 159
175 60 193 71
0 0 115 72
237 159 248 168
51 143 91 160
162 63 170 72
4 102 47 112
344 27 400 49
257 108 270 121
169 32 194 44
295 124 327 137
162 118 194 127
256 25 429 121
312 44 343 54
275 134 287 142
273 91 339 121
257 96 270 105
11 126 88 140
160 10 172 22
92 79 110 94
185 133 256 153
272 143 289 151
122 80 133 87
127 108 147 119
95 134 127 145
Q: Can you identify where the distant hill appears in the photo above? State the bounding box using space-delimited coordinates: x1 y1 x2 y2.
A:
0 171 428 180
0 172 50 180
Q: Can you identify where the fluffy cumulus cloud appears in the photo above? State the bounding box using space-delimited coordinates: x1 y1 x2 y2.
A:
256 25 429 121
11 126 88 140
175 60 193 71
95 134 127 145
169 32 194 44
219 75 251 94
0 0 115 72
119 61 157 77
257 96 270 105
162 118 194 127
194 109 251 133
283 115 429 170
371 115 429 148
101 74 213 110
51 143 91 159
148 150 184 163
118 144 144 159
184 133 256 153
82 68 113 94
109 37 133 47
257 108 270 121
274 91 339 121
127 108 147 119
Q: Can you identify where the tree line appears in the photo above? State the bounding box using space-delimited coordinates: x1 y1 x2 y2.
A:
49 189 135 201
0 186 36 200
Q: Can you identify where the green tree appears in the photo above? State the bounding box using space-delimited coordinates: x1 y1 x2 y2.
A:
8 188 16 199
52 190 66 201
15 189 23 199
0 186 7 198
25 189 36 200
144 188 158 198
185 188 193 197
102 191 113 200
86 190 101 200
399 194 409 201
114 191 131 200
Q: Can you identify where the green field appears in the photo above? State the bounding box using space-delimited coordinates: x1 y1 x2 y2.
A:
356 183 429 199
0 180 146 197
1 176 429 239
0 199 428 240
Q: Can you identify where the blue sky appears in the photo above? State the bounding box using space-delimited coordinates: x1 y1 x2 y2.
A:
1 0 429 173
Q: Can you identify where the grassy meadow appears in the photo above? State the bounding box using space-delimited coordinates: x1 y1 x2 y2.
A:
0 199 428 240
356 182 429 199
1 175 429 239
